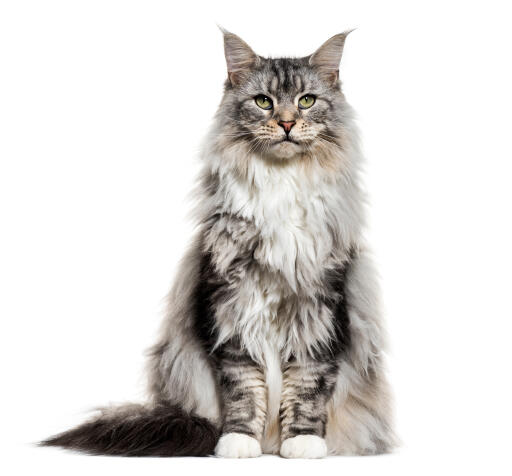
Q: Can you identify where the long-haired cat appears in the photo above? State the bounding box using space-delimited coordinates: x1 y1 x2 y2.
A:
42 30 395 458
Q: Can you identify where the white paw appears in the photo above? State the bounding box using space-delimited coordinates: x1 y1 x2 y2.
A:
280 435 328 459
215 432 262 458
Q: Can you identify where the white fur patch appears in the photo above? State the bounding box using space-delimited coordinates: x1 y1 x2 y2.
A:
280 435 328 459
215 433 262 458
261 340 282 454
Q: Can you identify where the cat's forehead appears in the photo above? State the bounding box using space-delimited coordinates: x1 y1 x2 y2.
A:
246 57 322 97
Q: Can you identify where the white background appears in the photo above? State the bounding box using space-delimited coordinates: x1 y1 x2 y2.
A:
1 0 511 474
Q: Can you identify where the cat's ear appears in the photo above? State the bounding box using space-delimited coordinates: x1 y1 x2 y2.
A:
221 29 259 86
309 31 353 84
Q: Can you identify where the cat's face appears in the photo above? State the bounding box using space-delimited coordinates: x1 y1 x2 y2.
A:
217 32 350 161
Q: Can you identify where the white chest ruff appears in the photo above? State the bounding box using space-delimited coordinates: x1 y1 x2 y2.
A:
212 159 357 360
226 161 341 290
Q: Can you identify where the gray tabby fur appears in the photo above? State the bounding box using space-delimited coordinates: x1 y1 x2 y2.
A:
43 30 395 458
148 30 395 456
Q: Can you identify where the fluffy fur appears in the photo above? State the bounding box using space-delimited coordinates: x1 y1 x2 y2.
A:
42 30 395 458
41 403 219 456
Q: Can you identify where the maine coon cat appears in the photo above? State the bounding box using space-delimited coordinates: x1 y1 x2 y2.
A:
43 30 395 458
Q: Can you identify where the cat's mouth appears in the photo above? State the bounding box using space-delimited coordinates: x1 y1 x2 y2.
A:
268 137 303 159
278 137 300 145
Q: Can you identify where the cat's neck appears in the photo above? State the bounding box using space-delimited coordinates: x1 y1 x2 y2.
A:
202 147 365 256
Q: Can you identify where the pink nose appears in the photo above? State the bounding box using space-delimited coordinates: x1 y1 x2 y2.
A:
278 121 296 133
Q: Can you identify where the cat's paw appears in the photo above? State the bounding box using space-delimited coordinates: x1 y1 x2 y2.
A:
215 432 262 458
280 435 328 459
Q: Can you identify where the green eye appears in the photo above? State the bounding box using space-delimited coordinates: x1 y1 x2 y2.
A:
298 95 316 109
255 95 273 110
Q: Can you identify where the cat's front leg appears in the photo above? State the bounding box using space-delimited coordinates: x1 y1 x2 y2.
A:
214 342 266 458
279 358 338 458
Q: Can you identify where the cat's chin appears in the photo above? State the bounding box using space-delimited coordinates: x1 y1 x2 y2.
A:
267 140 303 160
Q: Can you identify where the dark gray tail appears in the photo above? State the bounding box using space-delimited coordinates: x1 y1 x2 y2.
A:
41 402 219 456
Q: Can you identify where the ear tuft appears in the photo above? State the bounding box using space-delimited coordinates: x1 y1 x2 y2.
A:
309 30 353 84
221 29 259 86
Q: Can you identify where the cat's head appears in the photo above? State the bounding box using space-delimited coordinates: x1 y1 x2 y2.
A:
215 30 352 163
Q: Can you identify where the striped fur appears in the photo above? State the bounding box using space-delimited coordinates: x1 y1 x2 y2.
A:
43 30 395 458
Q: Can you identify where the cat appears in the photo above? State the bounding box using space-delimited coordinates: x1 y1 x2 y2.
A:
42 29 395 458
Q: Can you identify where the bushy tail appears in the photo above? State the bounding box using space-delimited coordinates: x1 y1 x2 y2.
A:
41 402 219 456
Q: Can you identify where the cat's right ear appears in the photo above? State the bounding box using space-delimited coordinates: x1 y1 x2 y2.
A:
221 29 259 86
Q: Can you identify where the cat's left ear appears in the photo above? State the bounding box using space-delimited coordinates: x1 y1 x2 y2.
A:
309 31 353 84
221 29 260 86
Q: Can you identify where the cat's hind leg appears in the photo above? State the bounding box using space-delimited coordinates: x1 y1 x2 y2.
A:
324 249 396 455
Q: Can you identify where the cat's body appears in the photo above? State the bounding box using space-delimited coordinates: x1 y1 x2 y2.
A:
43 30 395 458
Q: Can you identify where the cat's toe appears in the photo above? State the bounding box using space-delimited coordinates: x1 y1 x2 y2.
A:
280 435 327 459
215 433 262 458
